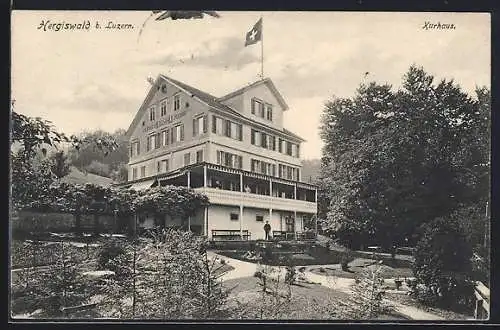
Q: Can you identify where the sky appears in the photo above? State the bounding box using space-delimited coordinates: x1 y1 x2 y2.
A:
11 11 490 159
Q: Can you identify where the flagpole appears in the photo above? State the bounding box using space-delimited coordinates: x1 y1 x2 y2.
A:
261 15 264 79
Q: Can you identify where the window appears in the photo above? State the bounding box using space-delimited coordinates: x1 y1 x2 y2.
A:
149 106 156 121
196 150 203 163
296 144 300 158
251 129 256 145
193 115 207 136
278 138 283 153
286 141 293 156
261 132 267 148
160 100 167 116
173 94 181 111
157 159 169 174
174 124 184 142
157 161 161 173
132 168 137 180
184 153 191 166
147 134 157 151
251 98 261 115
256 215 264 222
140 166 146 178
266 104 273 121
130 141 140 157
217 151 242 169
161 129 169 146
259 102 265 117
230 213 239 221
155 132 160 149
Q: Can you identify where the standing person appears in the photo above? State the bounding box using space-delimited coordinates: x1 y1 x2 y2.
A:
264 221 271 241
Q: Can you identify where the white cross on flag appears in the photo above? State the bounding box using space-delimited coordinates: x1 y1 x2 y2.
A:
244 18 262 46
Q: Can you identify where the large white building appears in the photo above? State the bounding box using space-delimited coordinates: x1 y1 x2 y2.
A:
120 75 318 240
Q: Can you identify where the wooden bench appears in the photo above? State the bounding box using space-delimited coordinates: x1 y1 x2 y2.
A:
212 230 251 241
396 247 415 256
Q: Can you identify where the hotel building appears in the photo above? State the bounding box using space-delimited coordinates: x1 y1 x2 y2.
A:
120 75 317 240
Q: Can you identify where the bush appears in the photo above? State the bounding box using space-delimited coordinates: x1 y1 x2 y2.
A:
412 216 475 310
340 250 352 271
97 240 127 271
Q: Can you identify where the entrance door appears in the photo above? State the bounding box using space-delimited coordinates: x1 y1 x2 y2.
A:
285 216 295 233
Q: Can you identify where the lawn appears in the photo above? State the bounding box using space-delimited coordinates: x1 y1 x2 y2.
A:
309 259 413 280
221 276 410 320
384 292 474 320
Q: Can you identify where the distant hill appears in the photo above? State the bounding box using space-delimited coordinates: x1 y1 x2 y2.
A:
60 166 114 187
301 159 321 183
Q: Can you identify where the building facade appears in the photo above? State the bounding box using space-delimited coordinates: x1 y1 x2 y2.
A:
121 75 317 240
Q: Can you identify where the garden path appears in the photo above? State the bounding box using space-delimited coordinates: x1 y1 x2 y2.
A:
209 252 445 321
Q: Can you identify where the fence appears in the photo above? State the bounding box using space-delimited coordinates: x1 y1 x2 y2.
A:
11 210 119 234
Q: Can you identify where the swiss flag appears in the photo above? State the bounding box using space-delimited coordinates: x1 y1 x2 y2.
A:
245 18 262 46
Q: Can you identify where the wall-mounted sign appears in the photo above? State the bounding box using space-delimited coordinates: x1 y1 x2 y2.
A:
143 111 186 133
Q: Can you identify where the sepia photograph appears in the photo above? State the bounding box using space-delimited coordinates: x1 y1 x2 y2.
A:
10 10 491 321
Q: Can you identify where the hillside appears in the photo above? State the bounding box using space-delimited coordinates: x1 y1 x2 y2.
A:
301 159 321 183
60 166 114 187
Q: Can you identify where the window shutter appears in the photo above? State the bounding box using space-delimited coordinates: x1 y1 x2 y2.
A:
129 144 133 157
165 129 170 145
157 161 161 173
217 151 221 164
203 115 208 133
193 118 197 136
238 156 243 169
226 120 231 137
251 130 255 145
137 140 140 154
155 133 160 149
212 115 217 133
251 99 255 114
146 136 150 151
278 139 282 152
180 125 184 141
272 164 276 177
259 102 264 117
238 124 243 141
171 127 176 143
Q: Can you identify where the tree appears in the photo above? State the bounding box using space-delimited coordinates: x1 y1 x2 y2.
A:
49 150 71 179
84 160 111 178
412 216 475 310
10 108 118 210
68 129 128 176
319 65 490 249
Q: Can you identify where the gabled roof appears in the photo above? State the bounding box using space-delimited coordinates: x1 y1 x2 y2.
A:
126 75 303 142
218 78 289 111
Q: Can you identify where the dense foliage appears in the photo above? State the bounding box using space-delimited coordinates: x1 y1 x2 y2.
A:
319 65 490 250
412 216 475 310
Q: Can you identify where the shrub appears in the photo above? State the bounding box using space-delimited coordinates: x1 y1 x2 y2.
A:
97 240 127 271
340 250 352 271
412 216 475 310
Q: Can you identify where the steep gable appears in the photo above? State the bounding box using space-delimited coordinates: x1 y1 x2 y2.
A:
218 78 289 111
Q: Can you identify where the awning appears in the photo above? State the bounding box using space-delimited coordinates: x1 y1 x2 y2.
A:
128 179 156 191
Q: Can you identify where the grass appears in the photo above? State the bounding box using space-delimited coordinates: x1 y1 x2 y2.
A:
385 292 474 320
310 261 413 280
222 276 410 320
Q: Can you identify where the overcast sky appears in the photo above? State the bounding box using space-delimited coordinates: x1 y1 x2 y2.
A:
12 11 490 159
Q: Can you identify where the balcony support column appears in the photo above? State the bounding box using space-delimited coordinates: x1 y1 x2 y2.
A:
187 170 191 188
269 179 272 196
294 184 297 200
294 210 297 240
203 165 207 187
204 207 208 237
315 188 318 236
269 208 273 238
239 205 244 239
240 173 243 192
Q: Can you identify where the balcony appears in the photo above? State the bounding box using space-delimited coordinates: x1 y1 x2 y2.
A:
194 187 317 213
